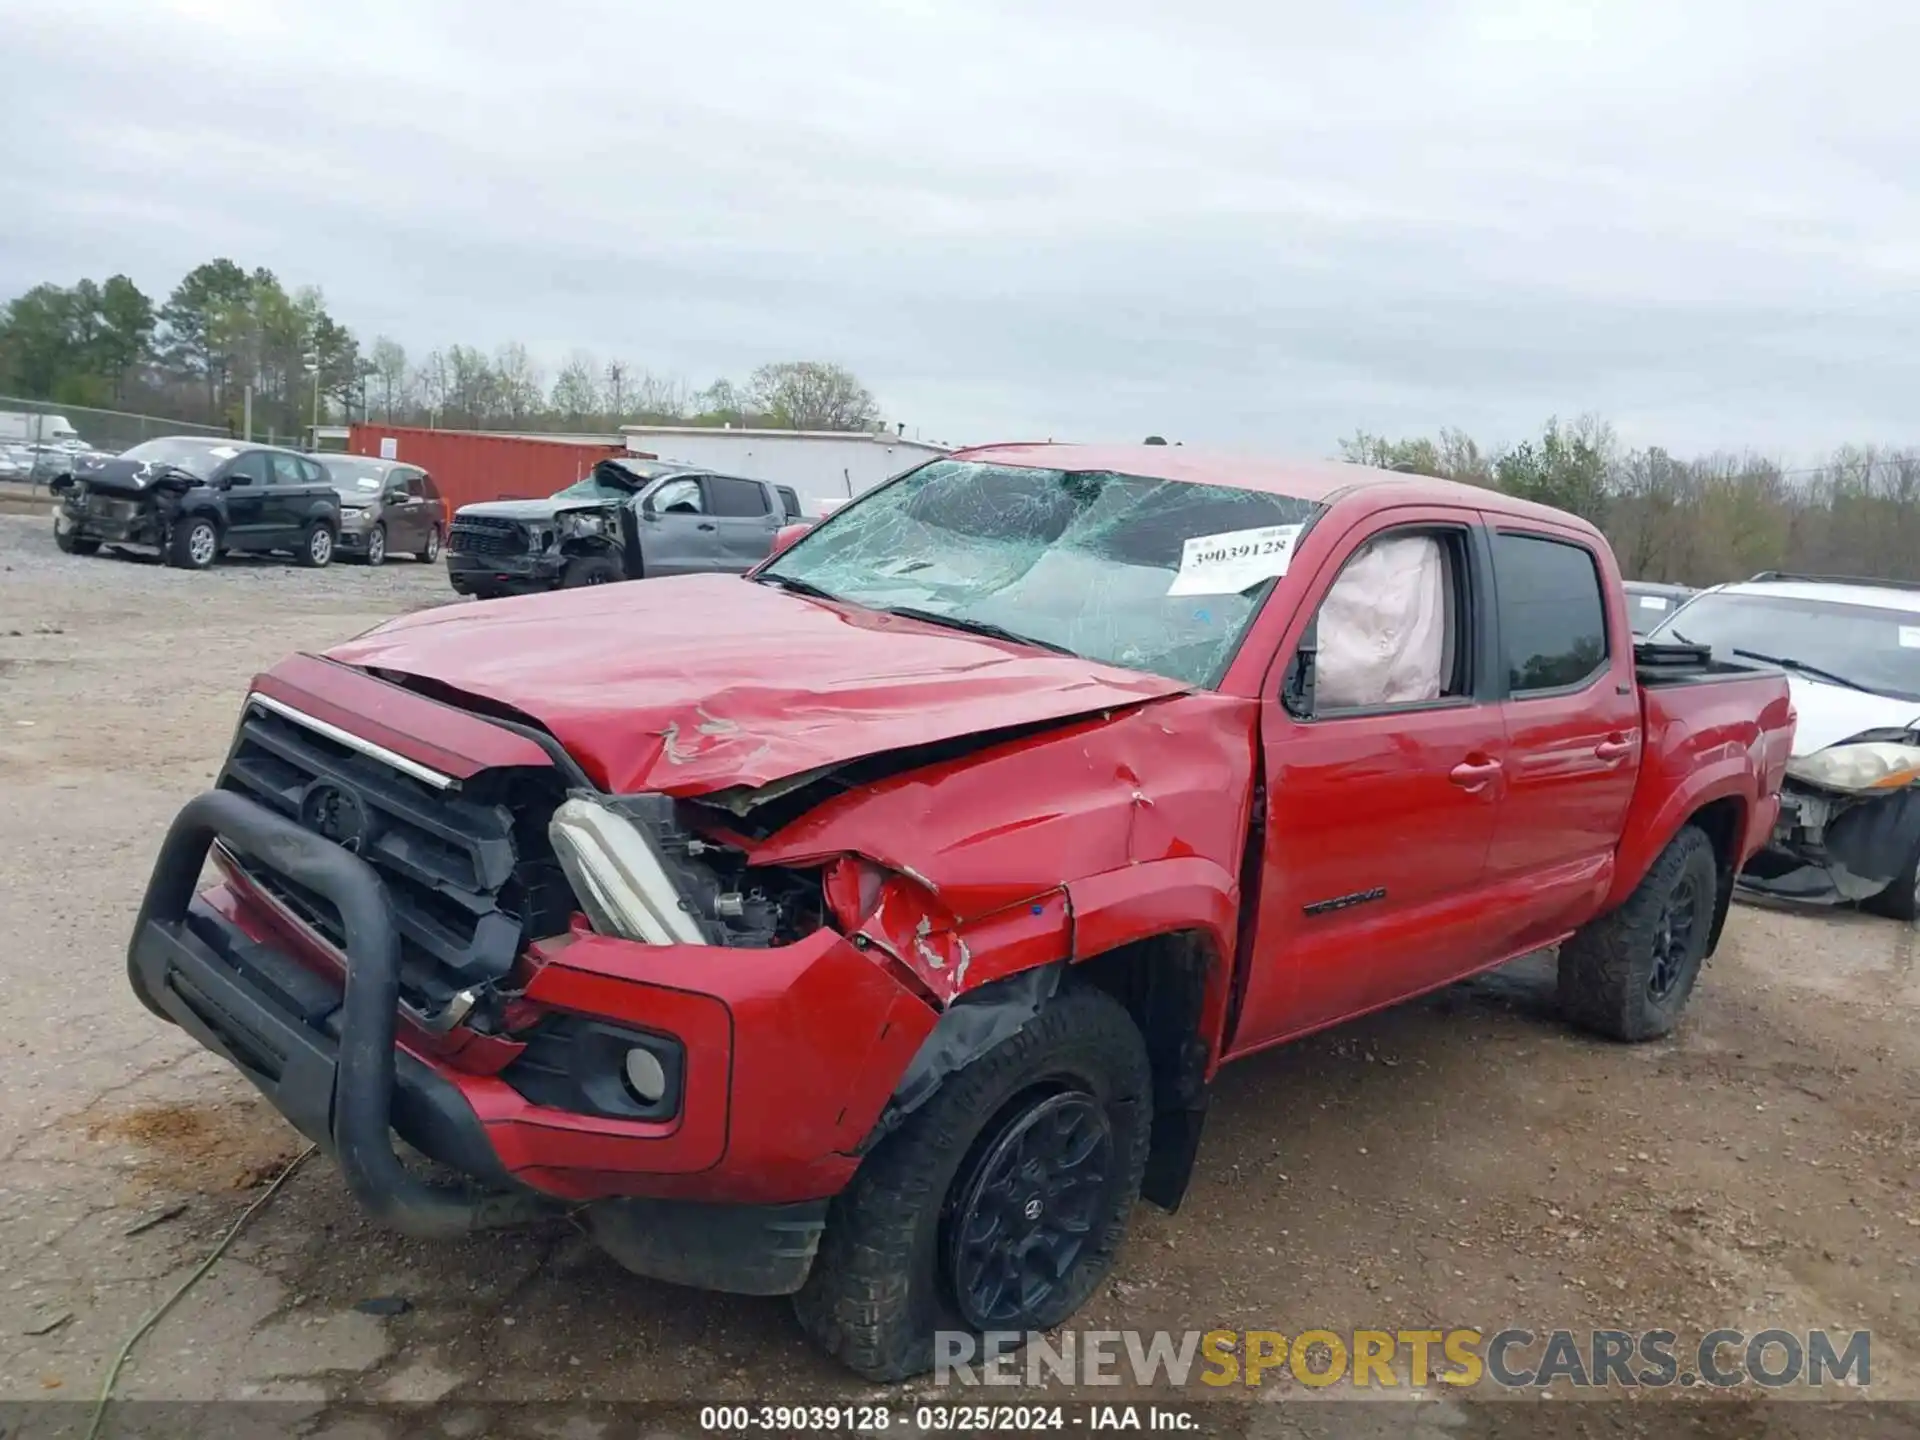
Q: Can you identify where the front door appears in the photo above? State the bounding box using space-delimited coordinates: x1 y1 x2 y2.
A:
1480 523 1641 952
1231 513 1510 1053
637 476 726 575
219 451 274 543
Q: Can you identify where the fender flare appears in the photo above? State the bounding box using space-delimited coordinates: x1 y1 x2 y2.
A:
1604 761 1752 916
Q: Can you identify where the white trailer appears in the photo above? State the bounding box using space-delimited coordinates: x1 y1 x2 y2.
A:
620 426 949 509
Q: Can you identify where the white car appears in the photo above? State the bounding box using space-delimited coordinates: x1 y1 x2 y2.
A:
1648 571 1920 917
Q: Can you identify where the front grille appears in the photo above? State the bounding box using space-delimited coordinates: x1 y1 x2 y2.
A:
449 517 530 557
217 698 572 1007
86 495 137 520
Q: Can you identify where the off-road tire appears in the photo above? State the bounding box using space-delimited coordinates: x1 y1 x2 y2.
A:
562 554 623 587
363 523 387 566
298 521 335 568
793 983 1152 1381
1559 824 1718 1042
1862 836 1920 921
417 527 441 564
166 516 220 570
54 529 100 556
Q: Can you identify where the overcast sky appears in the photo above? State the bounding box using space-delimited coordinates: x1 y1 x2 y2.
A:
4 0 1917 458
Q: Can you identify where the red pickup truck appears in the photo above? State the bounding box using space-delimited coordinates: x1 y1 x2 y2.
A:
127 445 1793 1378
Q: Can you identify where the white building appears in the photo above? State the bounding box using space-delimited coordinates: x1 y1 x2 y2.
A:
621 426 950 504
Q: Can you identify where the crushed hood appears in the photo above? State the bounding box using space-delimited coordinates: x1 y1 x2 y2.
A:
324 573 1187 793
453 497 616 524
1786 674 1920 757
81 458 203 496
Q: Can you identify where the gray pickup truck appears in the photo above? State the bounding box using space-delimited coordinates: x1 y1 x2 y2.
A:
445 458 806 598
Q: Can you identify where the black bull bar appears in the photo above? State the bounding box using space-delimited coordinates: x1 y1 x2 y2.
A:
126 789 550 1237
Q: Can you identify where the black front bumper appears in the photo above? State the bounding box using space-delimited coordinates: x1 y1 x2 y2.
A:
127 790 547 1237
126 790 833 1293
445 551 565 587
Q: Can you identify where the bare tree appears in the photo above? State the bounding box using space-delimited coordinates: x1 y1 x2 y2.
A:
550 350 602 421
747 361 880 431
368 336 410 421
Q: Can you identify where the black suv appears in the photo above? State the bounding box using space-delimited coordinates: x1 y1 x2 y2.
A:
53 436 342 570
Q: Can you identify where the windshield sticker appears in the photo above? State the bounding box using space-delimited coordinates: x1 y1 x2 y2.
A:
357 476 381 490
1900 626 1920 649
1641 596 1669 612
208 446 237 459
1166 523 1304 597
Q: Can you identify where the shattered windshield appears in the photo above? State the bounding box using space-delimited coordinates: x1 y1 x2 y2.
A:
758 459 1319 686
118 437 233 480
551 468 645 501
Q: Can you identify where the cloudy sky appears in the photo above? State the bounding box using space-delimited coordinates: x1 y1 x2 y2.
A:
4 0 1916 457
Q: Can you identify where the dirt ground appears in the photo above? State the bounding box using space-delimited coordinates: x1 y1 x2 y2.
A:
2 512 1917 1436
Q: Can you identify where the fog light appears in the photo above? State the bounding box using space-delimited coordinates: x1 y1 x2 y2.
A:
623 1047 668 1105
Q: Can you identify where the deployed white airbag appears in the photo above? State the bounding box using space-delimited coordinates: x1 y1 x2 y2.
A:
1314 535 1447 709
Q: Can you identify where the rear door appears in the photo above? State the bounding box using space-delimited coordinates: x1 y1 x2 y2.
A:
1481 523 1641 950
266 452 312 544
220 450 274 544
637 475 724 576
704 475 782 570
1232 509 1511 1051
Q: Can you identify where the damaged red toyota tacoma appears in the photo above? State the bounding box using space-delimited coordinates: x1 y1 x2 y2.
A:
127 445 1794 1378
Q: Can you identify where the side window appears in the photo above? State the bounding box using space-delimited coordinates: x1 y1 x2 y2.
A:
225 451 272 487
776 485 803 520
707 476 771 517
651 477 705 514
1308 529 1468 714
409 470 438 501
1492 532 1609 694
298 457 326 485
268 453 305 487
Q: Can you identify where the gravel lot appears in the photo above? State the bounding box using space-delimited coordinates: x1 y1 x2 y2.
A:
1 512 1916 1434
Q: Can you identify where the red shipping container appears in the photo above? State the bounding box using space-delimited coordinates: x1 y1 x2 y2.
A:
345 425 641 526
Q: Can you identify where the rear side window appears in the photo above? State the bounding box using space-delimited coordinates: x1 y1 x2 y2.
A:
298 457 326 485
1493 532 1609 694
269 453 306 486
776 485 803 519
707 476 771 517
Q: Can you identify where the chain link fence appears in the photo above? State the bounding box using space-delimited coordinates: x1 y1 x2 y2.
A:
0 395 232 493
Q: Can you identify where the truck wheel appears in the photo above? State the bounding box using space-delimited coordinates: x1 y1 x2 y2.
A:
299 522 336 568
562 555 623 587
1862 837 1920 921
793 984 1152 1381
417 527 442 563
1559 824 1718 1042
166 517 220 570
54 529 100 556
363 523 387 566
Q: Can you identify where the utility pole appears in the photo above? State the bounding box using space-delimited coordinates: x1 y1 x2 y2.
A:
243 385 254 442
303 350 321 449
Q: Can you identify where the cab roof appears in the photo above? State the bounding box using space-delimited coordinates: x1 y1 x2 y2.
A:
948 442 1593 530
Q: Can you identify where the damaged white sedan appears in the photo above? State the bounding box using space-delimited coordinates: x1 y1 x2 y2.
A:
1650 571 1920 918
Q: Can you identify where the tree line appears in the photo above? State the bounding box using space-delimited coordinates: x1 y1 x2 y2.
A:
1342 417 1920 585
0 259 884 440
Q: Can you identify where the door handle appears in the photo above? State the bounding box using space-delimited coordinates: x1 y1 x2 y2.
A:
1449 758 1503 791
1594 736 1635 762
697 522 717 531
